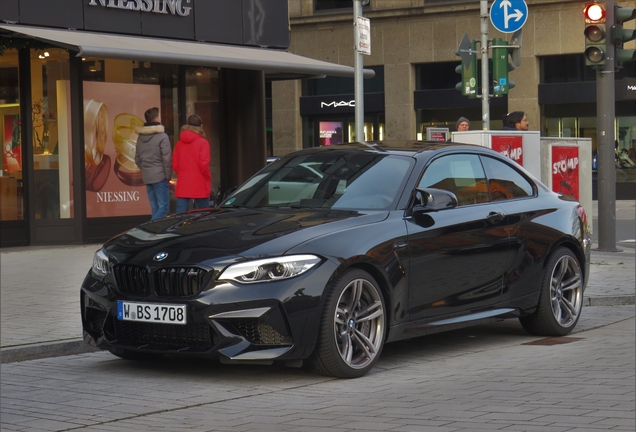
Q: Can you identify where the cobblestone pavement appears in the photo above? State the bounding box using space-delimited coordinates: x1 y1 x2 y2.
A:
0 308 633 431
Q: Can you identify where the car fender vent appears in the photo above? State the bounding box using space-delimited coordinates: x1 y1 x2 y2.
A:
85 308 108 333
235 319 291 345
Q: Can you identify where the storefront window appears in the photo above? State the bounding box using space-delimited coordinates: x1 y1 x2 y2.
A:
0 48 23 221
185 66 220 195
544 117 577 138
301 67 384 145
617 116 636 176
347 120 376 142
30 48 73 220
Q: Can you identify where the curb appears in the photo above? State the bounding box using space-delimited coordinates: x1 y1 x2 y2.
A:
584 295 635 307
1 340 98 364
1 297 633 365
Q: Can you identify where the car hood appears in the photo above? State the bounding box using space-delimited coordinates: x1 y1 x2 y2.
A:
104 207 389 266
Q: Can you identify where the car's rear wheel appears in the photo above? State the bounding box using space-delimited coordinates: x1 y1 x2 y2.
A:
311 268 386 378
520 247 583 336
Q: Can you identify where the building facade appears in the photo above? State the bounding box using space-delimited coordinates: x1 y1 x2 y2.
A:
0 0 359 247
272 0 636 195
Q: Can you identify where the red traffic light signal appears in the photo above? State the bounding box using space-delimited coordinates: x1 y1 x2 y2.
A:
584 3 606 22
583 3 607 66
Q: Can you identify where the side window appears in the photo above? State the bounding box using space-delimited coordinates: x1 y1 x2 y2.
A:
481 156 535 201
418 154 489 206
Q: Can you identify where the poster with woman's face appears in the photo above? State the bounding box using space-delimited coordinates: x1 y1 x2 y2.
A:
83 82 160 218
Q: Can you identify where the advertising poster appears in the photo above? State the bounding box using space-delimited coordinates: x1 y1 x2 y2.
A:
319 121 343 146
491 135 523 166
83 82 161 218
551 145 580 201
3 114 21 173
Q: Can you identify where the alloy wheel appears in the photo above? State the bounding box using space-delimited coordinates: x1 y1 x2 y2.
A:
549 255 583 328
333 278 385 370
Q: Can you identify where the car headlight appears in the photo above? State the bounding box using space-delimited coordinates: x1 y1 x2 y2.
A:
219 255 321 284
92 248 110 278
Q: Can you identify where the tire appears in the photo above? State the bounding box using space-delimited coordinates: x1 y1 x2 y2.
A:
311 268 386 378
519 247 584 336
108 347 164 361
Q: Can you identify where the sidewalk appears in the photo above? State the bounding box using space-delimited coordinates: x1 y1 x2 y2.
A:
1 202 634 363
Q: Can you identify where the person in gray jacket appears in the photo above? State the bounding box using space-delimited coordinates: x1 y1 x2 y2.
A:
134 107 172 219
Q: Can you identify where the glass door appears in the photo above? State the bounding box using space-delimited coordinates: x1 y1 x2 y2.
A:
30 48 73 220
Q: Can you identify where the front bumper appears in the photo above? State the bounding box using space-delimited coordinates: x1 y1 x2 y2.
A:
80 260 336 362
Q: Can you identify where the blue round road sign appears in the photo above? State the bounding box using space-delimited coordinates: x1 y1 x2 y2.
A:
490 0 528 34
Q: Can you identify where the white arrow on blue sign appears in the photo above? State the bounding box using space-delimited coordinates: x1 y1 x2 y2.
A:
490 0 528 34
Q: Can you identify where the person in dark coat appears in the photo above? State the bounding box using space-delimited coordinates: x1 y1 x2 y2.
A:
134 107 172 220
172 114 211 213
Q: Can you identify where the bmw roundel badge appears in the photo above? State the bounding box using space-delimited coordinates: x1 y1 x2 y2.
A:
153 252 169 261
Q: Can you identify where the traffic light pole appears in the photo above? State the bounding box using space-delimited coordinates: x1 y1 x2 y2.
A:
480 0 490 130
596 0 617 251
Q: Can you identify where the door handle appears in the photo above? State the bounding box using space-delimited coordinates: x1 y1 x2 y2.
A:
487 212 504 223
393 241 407 250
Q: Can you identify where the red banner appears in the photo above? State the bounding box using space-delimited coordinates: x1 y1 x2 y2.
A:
491 135 523 166
551 146 580 200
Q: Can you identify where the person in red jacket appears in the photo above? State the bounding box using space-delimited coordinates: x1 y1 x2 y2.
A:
172 114 211 213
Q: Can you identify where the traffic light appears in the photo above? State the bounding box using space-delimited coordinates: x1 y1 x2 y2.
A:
491 38 516 96
612 4 636 70
455 39 477 98
583 2 607 66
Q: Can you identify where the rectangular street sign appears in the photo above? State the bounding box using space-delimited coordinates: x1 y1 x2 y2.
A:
356 16 371 55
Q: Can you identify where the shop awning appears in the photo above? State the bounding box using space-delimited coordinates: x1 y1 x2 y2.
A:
0 24 375 80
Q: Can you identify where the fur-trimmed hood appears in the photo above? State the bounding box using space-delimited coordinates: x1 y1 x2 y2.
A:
180 124 205 138
134 124 165 135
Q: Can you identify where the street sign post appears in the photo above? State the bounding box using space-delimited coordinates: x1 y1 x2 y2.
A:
490 0 528 33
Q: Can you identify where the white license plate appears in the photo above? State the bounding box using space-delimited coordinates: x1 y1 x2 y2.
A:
117 301 186 325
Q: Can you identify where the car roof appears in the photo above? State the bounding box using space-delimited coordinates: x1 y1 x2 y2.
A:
289 141 484 158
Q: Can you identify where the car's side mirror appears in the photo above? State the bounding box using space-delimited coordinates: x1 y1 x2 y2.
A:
412 187 458 212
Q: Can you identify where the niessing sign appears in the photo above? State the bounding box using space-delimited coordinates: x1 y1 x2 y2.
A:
87 0 192 17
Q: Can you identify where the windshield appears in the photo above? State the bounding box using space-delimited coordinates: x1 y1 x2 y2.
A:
221 150 414 210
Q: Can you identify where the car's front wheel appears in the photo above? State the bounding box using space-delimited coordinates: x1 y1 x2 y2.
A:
311 268 386 378
520 247 584 336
